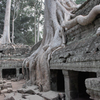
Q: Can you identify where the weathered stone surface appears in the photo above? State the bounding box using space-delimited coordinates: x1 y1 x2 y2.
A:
0 80 3 84
49 0 100 100
25 95 45 100
11 78 17 82
7 88 13 93
50 0 100 73
1 88 13 94
0 84 4 88
3 84 12 89
85 78 100 100
1 89 8 93
40 91 63 100
18 85 38 94
85 78 100 91
17 86 64 100
3 80 6 83
4 93 26 100
17 74 24 81
0 44 31 79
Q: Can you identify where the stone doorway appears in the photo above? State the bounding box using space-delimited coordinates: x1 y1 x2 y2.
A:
19 68 22 74
77 72 96 100
2 68 16 78
63 70 96 100
50 70 65 92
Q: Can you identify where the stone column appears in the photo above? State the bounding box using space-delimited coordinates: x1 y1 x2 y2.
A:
16 68 19 77
63 70 70 100
0 68 2 79
63 70 78 100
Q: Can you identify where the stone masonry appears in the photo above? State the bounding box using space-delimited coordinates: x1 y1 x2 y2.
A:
0 44 31 79
50 0 100 100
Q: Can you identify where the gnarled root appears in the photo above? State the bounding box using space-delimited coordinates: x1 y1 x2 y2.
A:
62 5 100 29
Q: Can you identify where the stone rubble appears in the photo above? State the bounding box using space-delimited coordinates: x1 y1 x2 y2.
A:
4 84 65 100
0 80 13 94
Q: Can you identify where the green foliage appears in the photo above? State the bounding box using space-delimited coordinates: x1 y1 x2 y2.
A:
0 0 6 38
76 0 87 4
13 0 44 45
0 0 44 45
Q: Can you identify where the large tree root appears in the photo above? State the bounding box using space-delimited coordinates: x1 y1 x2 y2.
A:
22 0 79 92
62 5 100 29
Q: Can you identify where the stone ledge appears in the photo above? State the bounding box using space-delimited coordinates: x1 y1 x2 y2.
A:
85 78 100 100
50 61 100 72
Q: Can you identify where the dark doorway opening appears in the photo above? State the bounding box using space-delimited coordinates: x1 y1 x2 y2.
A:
0 50 3 54
78 72 96 100
57 70 64 92
50 70 64 92
19 68 22 74
2 69 16 78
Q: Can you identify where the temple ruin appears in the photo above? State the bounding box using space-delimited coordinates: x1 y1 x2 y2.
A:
1 0 100 100
0 44 31 79
50 0 100 100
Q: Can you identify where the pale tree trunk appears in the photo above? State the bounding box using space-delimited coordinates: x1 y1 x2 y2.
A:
23 0 100 92
37 0 43 42
34 13 37 44
23 0 78 92
0 0 11 44
12 0 20 43
12 19 14 43
37 17 40 42
34 2 37 44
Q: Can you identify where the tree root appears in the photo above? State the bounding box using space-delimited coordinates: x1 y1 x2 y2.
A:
62 5 100 29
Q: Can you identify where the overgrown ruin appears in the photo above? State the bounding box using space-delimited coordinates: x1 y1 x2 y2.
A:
50 0 100 99
0 44 31 79
1 0 100 100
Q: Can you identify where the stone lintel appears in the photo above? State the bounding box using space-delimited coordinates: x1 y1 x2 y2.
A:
50 61 100 72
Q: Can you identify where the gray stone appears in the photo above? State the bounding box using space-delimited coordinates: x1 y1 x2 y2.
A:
11 78 17 82
0 84 4 88
7 88 13 93
25 95 45 100
18 85 38 94
0 80 3 84
85 77 100 100
40 91 60 100
17 74 24 81
4 93 27 100
1 89 8 93
3 84 12 89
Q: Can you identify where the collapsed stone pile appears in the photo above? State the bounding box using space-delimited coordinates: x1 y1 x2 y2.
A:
0 80 12 94
4 85 65 100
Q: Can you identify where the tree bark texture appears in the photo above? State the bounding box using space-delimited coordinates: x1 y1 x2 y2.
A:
0 0 11 44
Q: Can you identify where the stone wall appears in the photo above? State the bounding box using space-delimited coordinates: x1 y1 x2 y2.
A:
50 0 100 99
50 0 100 72
0 44 31 78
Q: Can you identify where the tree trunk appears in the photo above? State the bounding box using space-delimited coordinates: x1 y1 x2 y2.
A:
23 0 78 92
0 0 11 44
12 19 14 43
34 13 37 44
12 0 20 44
37 0 43 42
